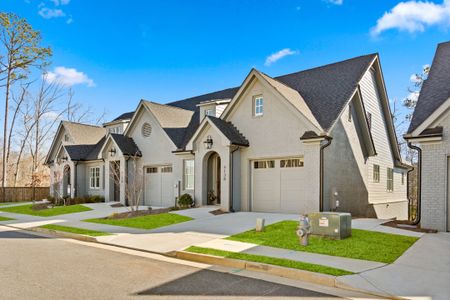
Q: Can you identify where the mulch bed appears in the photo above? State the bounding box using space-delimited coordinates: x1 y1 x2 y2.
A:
382 220 437 233
31 203 52 211
106 208 170 219
110 203 124 208
209 209 228 215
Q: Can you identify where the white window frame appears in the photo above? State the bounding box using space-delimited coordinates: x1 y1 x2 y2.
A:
387 168 394 192
373 164 380 183
254 96 264 117
205 109 214 117
90 167 100 189
184 160 194 190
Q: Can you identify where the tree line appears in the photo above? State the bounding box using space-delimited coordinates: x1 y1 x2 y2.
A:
0 12 104 200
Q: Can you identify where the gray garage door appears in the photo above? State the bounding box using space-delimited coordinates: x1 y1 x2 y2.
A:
251 158 304 213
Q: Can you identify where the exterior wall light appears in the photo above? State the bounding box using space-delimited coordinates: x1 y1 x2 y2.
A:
204 135 213 149
61 156 68 163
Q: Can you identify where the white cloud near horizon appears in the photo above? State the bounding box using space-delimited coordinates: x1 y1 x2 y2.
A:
371 0 450 36
264 48 298 66
44 67 95 88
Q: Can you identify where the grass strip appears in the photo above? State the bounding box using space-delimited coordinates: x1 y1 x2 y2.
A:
0 216 14 221
227 221 419 264
84 213 192 230
0 204 92 217
39 224 112 236
186 246 353 276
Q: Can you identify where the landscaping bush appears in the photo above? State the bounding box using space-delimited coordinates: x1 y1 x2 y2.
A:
46 196 56 204
178 193 193 208
57 195 105 206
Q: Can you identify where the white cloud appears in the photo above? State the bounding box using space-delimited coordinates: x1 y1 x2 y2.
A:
38 7 65 19
264 48 298 66
327 0 343 5
50 0 70 6
371 0 450 36
44 67 95 88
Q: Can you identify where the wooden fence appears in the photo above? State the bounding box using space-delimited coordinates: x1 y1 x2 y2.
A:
0 187 50 202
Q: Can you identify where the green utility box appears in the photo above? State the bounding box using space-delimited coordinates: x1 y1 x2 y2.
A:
307 212 352 239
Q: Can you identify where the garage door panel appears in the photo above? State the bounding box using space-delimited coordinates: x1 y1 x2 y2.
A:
252 158 304 214
145 165 173 208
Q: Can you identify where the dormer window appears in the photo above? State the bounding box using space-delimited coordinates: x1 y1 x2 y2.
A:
254 96 264 117
205 109 214 117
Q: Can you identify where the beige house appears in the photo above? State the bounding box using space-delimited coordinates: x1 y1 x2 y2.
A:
405 41 450 231
46 53 408 219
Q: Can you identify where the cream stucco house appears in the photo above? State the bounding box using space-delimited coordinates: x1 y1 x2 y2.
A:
404 41 450 231
45 53 408 219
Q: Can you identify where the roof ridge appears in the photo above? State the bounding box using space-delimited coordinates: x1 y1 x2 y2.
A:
166 87 238 106
275 53 378 80
62 120 103 129
143 99 194 113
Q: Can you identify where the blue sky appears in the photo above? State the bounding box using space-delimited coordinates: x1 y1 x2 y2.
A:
2 0 450 124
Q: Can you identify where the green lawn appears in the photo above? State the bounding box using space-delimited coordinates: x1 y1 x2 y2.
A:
227 221 419 264
186 246 353 276
0 216 14 221
84 213 192 230
39 224 111 237
0 204 92 217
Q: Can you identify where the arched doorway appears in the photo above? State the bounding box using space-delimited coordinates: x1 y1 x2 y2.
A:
206 152 221 205
62 165 71 197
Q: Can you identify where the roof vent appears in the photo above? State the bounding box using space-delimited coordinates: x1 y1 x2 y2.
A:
141 122 152 137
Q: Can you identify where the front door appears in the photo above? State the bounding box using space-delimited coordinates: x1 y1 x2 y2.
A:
112 161 120 202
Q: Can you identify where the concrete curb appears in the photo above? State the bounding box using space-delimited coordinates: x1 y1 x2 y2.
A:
176 250 406 300
27 227 99 243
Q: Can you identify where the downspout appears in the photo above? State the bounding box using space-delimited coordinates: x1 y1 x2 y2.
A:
74 161 78 198
407 142 422 225
125 156 130 207
229 146 240 213
319 137 332 212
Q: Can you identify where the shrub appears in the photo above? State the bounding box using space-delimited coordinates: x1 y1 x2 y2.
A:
178 193 193 208
46 196 55 204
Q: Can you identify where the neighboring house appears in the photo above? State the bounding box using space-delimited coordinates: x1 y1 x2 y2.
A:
46 53 408 219
404 41 450 231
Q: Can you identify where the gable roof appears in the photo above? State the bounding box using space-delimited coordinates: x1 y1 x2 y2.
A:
207 116 249 146
274 54 377 131
112 111 134 122
407 41 450 134
62 121 106 144
64 136 106 161
110 134 141 156
141 101 195 148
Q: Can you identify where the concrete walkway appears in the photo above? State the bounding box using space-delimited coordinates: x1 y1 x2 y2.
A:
96 212 298 253
194 238 386 273
338 232 450 300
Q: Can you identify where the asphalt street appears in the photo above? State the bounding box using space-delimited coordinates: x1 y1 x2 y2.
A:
0 225 337 299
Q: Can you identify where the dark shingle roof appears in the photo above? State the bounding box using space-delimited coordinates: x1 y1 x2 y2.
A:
163 54 376 149
110 134 141 156
274 54 376 131
207 116 249 146
167 87 238 111
65 136 106 161
65 144 97 161
408 42 450 133
112 111 135 122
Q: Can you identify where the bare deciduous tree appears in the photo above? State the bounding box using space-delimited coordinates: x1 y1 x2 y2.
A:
110 154 143 212
0 12 51 197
